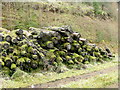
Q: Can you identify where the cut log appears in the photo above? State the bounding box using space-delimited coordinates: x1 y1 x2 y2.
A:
5 35 12 42
5 58 12 68
44 25 73 34
32 55 38 60
105 47 111 53
45 41 54 49
7 47 14 53
2 42 10 49
11 37 18 44
67 37 73 43
72 32 81 41
52 37 59 44
15 29 23 35
31 61 38 69
63 43 71 50
79 38 88 45
87 43 96 47
0 34 4 41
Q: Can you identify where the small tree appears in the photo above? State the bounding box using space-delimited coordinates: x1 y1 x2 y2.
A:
93 2 100 15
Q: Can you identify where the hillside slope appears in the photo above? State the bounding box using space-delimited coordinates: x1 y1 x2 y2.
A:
2 2 118 52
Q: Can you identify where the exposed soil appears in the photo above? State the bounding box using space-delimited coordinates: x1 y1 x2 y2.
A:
29 65 118 88
0 78 3 88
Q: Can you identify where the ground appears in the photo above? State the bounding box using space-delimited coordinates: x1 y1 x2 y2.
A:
1 57 118 88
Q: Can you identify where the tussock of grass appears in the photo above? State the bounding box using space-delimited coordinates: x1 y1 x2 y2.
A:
60 71 118 88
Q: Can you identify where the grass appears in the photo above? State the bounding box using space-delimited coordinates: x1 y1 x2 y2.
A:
2 58 118 88
2 2 118 54
59 71 118 88
2 2 118 42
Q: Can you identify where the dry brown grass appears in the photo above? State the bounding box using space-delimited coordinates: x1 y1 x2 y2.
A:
2 2 118 52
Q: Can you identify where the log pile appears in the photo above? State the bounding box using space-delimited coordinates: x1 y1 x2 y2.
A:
0 26 114 75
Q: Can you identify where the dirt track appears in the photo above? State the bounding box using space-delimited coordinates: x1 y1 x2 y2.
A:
30 65 118 88
107 83 119 88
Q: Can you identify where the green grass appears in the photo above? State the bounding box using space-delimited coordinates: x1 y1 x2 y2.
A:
60 71 118 88
2 59 118 88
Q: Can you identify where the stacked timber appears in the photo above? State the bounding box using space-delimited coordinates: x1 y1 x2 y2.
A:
0 26 114 75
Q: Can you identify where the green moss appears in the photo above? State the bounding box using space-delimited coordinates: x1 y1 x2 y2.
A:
78 55 84 62
58 51 66 56
53 62 58 67
66 56 71 60
74 59 79 64
90 56 96 60
11 64 16 69
78 48 82 52
73 40 77 43
17 58 25 65
71 46 75 51
46 41 53 45
79 41 82 44
72 42 80 46
13 49 20 56
87 49 91 51
85 55 89 58
84 61 89 64
46 51 56 60
56 56 63 63
25 58 30 62
52 37 58 40
73 53 79 58
94 47 99 52
0 59 5 66
21 44 28 50
20 51 26 55
32 55 38 60
39 53 45 57
94 52 101 57
4 57 12 62
49 49 55 53
64 43 70 47
0 41 10 45
72 53 84 62
0 59 2 62
40 43 46 47
61 37 65 42
86 46 92 51
82 45 87 49
51 54 56 59
68 60 74 64
27 47 33 53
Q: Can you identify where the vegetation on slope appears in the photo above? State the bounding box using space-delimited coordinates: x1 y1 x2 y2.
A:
2 2 118 52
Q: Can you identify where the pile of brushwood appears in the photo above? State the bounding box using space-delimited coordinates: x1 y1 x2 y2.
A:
0 26 114 75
